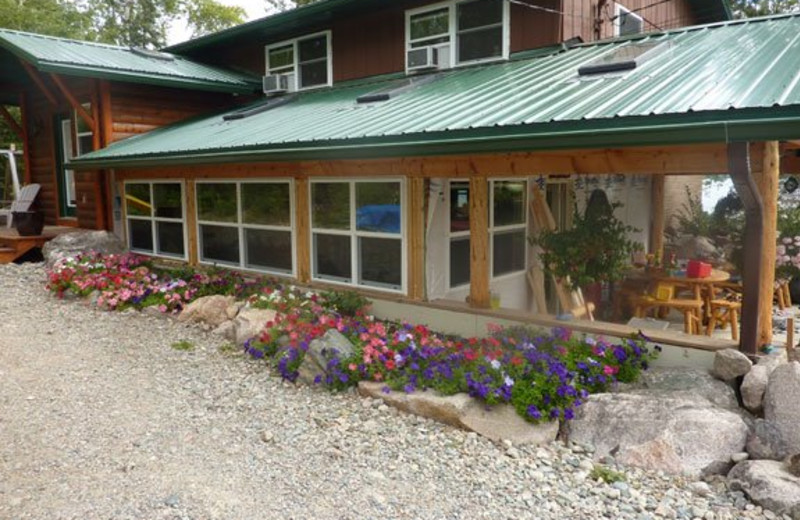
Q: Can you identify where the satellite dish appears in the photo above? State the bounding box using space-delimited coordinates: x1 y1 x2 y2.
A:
785 177 799 194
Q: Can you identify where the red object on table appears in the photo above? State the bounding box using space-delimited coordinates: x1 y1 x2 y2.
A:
687 260 712 278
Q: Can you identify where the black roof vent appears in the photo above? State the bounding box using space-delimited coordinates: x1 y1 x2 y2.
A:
356 73 442 104
223 95 296 121
578 41 666 76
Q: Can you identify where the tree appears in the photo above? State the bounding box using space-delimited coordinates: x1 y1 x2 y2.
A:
264 0 321 13
729 0 800 17
0 0 93 39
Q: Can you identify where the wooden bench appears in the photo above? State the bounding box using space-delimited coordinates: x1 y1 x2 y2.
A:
633 295 703 335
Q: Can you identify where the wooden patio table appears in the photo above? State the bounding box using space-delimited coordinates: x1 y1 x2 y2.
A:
628 268 731 322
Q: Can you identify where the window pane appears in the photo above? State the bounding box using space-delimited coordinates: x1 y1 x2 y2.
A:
299 60 328 87
157 221 184 257
314 233 351 281
493 180 526 226
125 183 151 217
410 8 449 41
245 228 293 273
75 105 92 134
269 45 294 69
77 134 93 156
128 219 153 252
153 183 183 219
298 35 327 62
200 225 240 264
356 182 401 233
312 183 350 229
457 0 502 31
242 183 291 226
197 183 237 223
458 26 503 62
450 182 470 233
450 237 470 287
493 229 526 277
360 237 402 288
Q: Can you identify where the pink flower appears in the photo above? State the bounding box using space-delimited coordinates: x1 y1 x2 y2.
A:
603 365 619 375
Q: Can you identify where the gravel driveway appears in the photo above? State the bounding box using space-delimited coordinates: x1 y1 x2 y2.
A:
0 263 777 520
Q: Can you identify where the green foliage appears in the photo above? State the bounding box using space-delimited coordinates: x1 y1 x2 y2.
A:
264 0 321 12
589 464 626 484
532 202 641 290
218 342 238 355
674 186 714 238
730 0 799 18
320 289 371 317
171 339 195 351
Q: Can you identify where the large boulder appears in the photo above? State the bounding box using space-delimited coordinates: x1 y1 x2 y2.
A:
747 419 790 461
673 235 718 262
742 365 770 414
233 307 277 345
712 348 753 382
567 393 748 477
177 295 236 328
728 460 800 519
358 381 558 446
628 367 739 410
296 329 356 385
764 362 800 454
43 230 125 267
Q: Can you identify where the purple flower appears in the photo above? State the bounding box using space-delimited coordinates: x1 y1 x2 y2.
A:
527 405 542 420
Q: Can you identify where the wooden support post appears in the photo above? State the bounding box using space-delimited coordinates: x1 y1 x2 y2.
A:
90 89 105 230
407 177 426 300
0 106 23 140
756 141 780 347
469 176 490 308
650 174 665 258
18 92 31 184
185 180 198 266
787 317 795 355
98 80 114 230
48 73 95 132
295 177 311 283
20 61 57 106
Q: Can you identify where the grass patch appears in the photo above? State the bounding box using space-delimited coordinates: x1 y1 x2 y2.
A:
171 340 195 351
590 464 626 484
218 342 239 355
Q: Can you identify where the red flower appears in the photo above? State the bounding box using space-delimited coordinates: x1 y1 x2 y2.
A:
384 359 396 370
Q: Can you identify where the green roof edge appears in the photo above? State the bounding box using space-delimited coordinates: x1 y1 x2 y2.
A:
69 106 800 170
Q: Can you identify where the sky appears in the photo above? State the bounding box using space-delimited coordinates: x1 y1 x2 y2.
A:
167 0 271 45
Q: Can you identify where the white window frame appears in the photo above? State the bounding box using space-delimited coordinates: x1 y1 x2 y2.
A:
265 30 333 91
124 180 188 261
74 103 93 157
615 3 643 36
446 178 528 289
405 0 510 72
59 119 77 208
490 178 528 281
309 178 406 294
195 179 296 277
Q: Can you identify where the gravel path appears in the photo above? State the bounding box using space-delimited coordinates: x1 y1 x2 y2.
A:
0 263 778 520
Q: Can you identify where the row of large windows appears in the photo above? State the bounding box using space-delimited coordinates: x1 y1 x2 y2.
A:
124 178 528 294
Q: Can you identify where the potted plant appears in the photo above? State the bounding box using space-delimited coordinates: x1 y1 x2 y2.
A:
531 190 641 307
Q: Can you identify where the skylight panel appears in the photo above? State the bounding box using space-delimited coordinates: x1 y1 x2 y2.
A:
578 41 666 76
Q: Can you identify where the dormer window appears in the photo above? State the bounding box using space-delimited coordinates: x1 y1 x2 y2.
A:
265 31 332 91
405 0 509 73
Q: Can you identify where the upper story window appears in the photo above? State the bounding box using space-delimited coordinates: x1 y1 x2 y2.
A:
265 31 332 91
615 4 643 36
406 0 509 73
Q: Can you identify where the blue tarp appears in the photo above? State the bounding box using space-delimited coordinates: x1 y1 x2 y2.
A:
356 204 400 233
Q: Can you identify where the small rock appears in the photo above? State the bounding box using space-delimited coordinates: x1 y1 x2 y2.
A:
731 452 749 463
712 349 753 381
787 453 800 478
164 494 180 507
260 430 274 443
689 481 712 497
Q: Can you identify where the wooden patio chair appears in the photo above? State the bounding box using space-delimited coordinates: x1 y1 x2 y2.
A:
632 284 703 335
0 183 41 228
705 283 742 341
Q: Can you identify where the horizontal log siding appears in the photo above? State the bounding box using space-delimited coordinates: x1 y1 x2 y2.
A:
563 0 696 42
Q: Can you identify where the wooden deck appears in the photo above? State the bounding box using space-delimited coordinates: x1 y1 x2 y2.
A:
0 225 82 263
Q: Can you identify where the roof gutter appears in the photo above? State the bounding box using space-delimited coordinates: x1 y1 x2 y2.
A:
69 113 800 170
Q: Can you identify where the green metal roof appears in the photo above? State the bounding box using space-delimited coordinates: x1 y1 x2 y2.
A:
73 13 800 169
0 29 260 94
167 0 732 55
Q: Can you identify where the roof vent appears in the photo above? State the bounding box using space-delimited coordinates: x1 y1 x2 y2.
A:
222 95 295 121
130 47 176 61
356 73 442 104
578 41 667 76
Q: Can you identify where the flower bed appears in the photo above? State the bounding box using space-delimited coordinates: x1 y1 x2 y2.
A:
47 252 660 424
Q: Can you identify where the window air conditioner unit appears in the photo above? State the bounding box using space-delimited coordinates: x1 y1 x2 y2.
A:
407 45 449 71
263 73 293 95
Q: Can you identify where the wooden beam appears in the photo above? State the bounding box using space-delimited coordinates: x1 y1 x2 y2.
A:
294 177 311 283
90 88 105 230
650 174 665 257
97 80 114 147
185 179 198 265
0 106 23 140
48 73 95 133
18 91 31 184
756 141 780 347
469 176 490 309
407 177 426 300
19 61 57 107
